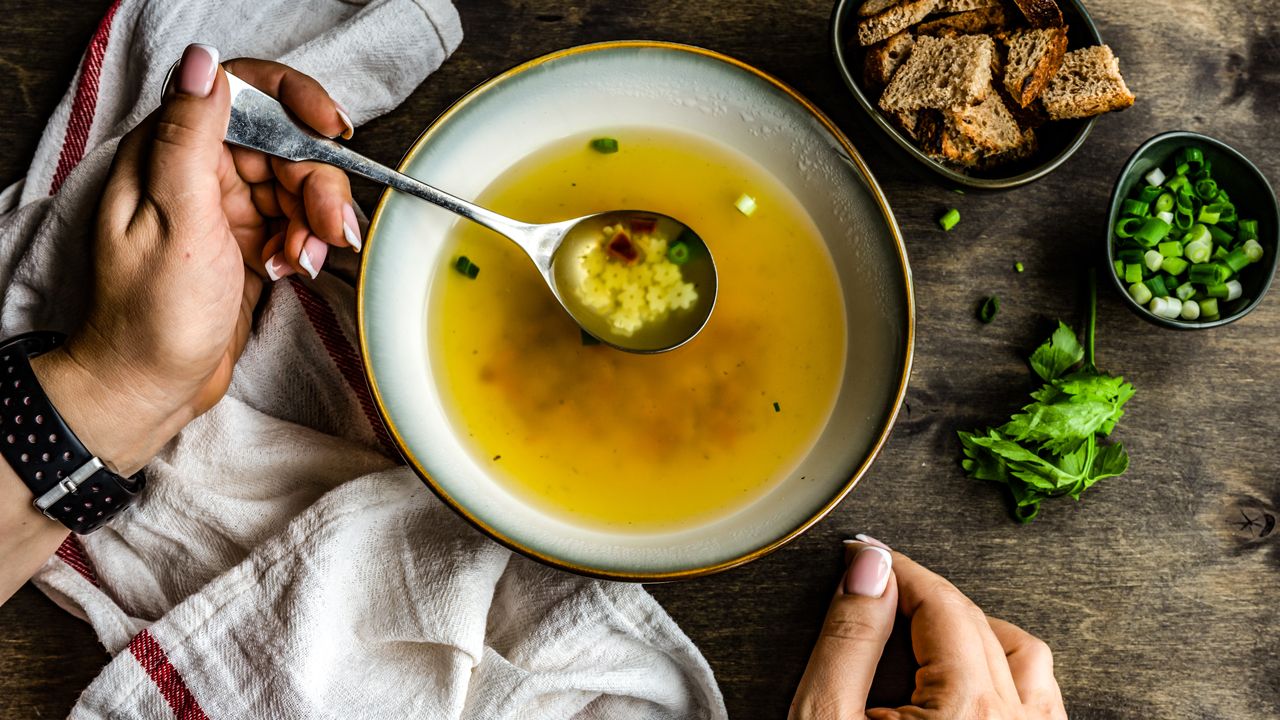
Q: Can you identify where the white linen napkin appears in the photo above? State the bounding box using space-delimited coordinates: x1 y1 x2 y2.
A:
0 0 726 717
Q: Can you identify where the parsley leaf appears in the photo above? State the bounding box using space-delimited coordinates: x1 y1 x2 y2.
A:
1028 321 1083 381
1000 369 1135 455
956 275 1135 523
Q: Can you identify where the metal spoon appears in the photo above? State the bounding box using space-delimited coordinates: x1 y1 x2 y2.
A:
221 71 717 354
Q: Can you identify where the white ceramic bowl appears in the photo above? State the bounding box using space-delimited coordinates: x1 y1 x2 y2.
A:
359 41 913 581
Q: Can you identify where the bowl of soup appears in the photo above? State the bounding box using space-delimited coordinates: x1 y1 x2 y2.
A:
359 41 914 580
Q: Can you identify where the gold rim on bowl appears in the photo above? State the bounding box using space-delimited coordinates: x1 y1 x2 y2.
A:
357 40 916 582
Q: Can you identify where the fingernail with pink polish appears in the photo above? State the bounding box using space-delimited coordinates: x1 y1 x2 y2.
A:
342 203 363 252
844 545 892 598
334 101 355 140
298 235 328 279
176 44 220 98
265 253 294 282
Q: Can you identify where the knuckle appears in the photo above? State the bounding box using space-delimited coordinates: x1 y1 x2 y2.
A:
289 164 325 199
307 163 350 192
934 587 982 619
1024 696 1067 720
926 577 972 607
152 116 204 150
822 613 882 642
966 692 1009 720
914 663 954 691
1022 637 1054 666
964 603 989 625
922 576 955 598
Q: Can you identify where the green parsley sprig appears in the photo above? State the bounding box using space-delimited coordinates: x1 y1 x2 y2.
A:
958 272 1135 522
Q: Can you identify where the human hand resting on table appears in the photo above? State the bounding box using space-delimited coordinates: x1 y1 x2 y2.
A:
0 44 360 602
790 537 1067 720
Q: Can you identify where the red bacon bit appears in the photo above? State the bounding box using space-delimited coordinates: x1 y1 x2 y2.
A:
629 217 657 234
606 231 640 264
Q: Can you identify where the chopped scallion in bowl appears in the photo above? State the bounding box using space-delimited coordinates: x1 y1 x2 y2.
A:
1106 132 1279 329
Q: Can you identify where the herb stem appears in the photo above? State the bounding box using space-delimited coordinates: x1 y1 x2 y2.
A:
1086 267 1097 371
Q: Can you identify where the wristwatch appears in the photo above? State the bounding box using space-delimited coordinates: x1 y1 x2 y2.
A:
0 332 145 534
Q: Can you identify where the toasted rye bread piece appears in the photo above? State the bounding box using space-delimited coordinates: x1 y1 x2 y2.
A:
916 91 1036 169
992 129 1038 166
857 0 987 21
1041 45 1135 119
864 31 917 89
935 0 1001 11
949 90 1026 153
915 109 945 151
887 109 921 140
879 34 995 111
858 0 900 17
934 116 1037 169
994 81 1048 128
1010 0 1063 27
857 0 938 46
935 125 986 167
1001 27 1069 106
917 6 1009 36
920 110 981 166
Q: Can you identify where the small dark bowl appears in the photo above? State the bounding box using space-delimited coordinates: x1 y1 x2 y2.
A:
1105 131 1280 330
829 0 1102 190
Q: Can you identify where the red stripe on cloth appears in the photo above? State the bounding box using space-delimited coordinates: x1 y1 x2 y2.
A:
48 0 122 195
289 279 397 456
129 630 210 720
55 535 101 587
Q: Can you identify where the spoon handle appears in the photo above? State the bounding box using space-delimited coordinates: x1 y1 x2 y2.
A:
222 71 527 240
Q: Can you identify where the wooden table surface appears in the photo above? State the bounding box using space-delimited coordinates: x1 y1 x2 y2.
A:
2 1 1278 718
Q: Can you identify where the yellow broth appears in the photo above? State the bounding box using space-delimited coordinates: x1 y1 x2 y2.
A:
430 129 846 531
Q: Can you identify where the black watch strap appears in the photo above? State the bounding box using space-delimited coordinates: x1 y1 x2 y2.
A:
0 331 145 534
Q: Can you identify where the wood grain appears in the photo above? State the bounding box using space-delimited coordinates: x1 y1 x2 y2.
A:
2 1 1278 718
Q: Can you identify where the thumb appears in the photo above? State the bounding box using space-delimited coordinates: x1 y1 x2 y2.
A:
149 43 229 206
790 540 897 720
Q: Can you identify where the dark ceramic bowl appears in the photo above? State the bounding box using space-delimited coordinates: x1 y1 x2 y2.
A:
1105 131 1279 329
829 0 1103 190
